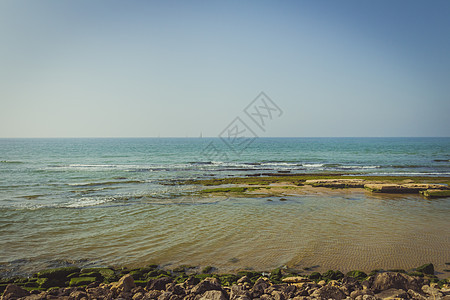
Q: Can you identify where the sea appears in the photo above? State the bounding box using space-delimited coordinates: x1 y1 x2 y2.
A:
1 137 449 277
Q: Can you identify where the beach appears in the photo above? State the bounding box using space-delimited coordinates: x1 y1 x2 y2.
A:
1 138 449 294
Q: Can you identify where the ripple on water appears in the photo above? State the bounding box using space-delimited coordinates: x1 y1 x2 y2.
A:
0 193 449 276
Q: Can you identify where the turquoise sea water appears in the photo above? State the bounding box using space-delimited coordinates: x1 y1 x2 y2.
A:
0 138 449 277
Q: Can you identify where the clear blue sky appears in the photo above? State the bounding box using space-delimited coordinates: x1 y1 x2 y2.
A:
1 0 449 137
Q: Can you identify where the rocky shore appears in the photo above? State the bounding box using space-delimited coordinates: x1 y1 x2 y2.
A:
1 263 450 300
182 174 450 199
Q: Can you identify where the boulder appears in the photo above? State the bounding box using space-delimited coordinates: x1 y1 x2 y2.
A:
230 284 251 300
346 270 368 281
310 285 346 300
36 267 81 279
350 289 374 298
198 290 228 300
68 290 88 300
69 276 97 287
281 276 309 283
191 277 222 294
422 284 443 298
251 277 271 298
1 284 30 300
322 270 344 281
371 272 423 292
374 288 408 299
420 189 450 198
237 276 251 284
157 291 173 300
147 276 172 291
111 274 136 293
416 263 434 275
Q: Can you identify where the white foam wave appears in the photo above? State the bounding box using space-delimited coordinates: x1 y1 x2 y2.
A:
338 165 380 169
64 197 115 208
303 163 325 168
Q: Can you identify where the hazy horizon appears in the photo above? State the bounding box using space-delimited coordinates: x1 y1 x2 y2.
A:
1 1 449 138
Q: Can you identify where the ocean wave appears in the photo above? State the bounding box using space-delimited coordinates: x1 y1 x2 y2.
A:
63 197 115 208
67 180 144 187
302 163 324 168
0 160 24 164
336 165 380 169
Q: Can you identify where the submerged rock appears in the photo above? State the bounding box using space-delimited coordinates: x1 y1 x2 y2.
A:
420 189 450 198
416 263 435 275
365 183 447 193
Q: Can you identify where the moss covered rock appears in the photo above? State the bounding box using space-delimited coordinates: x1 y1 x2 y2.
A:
81 268 116 282
322 270 344 281
416 263 434 275
269 268 282 283
346 270 368 281
69 276 97 287
309 272 321 280
36 267 81 279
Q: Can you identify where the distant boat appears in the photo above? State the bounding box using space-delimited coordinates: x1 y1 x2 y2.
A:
200 132 203 138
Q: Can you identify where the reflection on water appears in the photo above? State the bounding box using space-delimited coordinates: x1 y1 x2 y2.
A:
1 192 449 277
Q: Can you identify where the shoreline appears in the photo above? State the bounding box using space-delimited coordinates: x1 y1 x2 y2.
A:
1 263 449 299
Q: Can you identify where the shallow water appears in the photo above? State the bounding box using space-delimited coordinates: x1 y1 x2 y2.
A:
0 138 449 277
1 190 449 277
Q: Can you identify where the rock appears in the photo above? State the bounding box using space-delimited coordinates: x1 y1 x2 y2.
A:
371 272 423 292
420 189 450 198
146 290 163 299
407 289 428 300
350 289 374 298
230 284 251 300
341 276 362 294
322 270 344 281
374 288 408 299
147 277 172 291
198 290 228 300
305 179 366 188
310 285 346 300
237 276 251 284
68 290 88 300
1 284 30 300
191 278 222 294
355 295 377 300
251 277 271 298
157 291 173 300
281 276 309 283
165 282 186 295
416 263 434 275
308 272 321 280
36 267 81 279
271 290 284 300
22 293 47 300
346 270 368 281
111 274 136 293
365 183 446 193
69 276 97 287
422 284 443 297
132 292 145 300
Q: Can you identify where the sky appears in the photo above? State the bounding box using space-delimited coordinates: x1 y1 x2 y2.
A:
0 0 449 138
